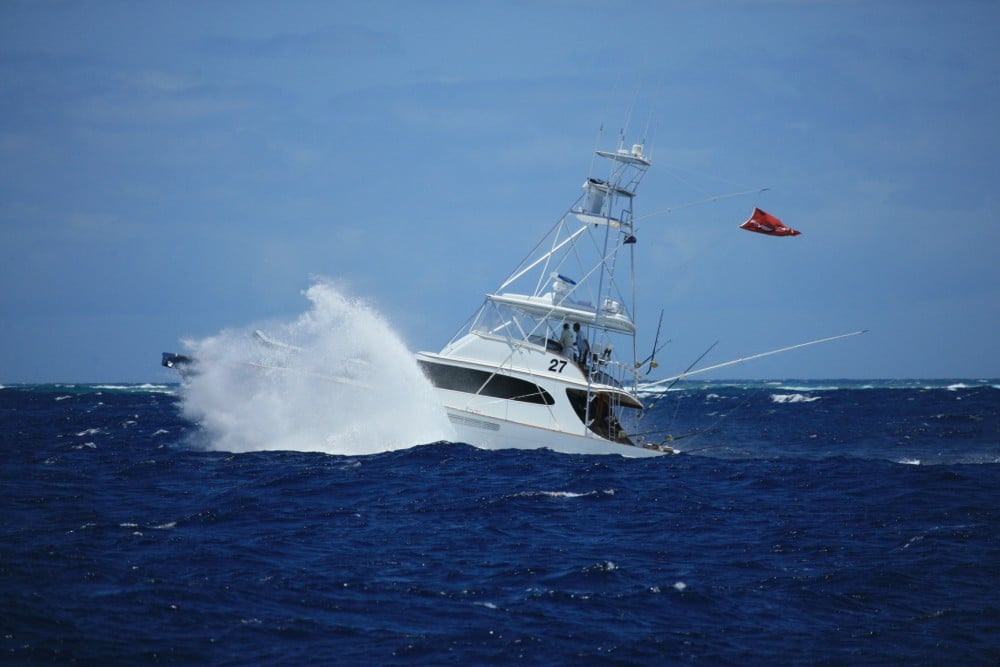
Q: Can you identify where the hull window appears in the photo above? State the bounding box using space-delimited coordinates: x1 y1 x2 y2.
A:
419 361 555 405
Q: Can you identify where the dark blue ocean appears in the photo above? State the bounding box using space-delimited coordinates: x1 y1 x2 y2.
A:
2 380 998 665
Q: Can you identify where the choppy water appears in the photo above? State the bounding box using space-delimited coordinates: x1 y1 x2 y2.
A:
2 380 998 665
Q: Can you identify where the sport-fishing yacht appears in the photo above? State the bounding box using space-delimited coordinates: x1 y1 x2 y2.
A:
160 135 862 455
415 137 675 457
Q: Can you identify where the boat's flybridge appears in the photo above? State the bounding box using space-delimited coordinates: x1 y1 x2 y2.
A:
417 139 669 455
442 140 649 367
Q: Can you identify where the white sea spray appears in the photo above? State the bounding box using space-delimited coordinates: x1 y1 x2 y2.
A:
178 280 454 455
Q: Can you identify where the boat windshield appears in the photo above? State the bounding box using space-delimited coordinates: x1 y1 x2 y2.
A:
469 301 558 349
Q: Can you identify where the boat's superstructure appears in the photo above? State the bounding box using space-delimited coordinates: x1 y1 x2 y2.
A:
416 138 674 456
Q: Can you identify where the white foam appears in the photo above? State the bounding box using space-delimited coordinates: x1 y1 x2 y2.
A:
178 280 454 455
778 384 839 392
517 488 615 500
91 383 175 394
539 491 591 499
770 393 821 404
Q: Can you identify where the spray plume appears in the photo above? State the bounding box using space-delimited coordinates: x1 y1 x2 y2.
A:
179 280 454 455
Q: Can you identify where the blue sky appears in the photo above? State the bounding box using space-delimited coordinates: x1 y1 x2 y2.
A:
2 0 998 383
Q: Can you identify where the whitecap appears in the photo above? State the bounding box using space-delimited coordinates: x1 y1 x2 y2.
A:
673 581 687 591
133 383 174 393
778 384 839 392
770 393 820 404
535 490 591 499
91 384 173 393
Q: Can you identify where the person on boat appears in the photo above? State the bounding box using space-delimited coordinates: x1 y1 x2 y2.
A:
573 322 590 369
559 323 575 357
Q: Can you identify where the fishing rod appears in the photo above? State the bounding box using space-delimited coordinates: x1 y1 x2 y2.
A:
636 310 669 373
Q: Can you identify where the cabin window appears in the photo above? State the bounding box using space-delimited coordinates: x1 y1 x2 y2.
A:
419 361 555 405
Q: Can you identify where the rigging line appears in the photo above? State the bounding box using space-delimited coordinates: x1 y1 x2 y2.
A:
642 68 665 152
595 75 625 159
588 122 604 177
675 389 760 452
658 160 758 194
621 79 643 145
641 340 717 431
632 188 769 226
638 386 757 452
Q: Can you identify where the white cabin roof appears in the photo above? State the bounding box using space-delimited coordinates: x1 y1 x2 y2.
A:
487 292 635 334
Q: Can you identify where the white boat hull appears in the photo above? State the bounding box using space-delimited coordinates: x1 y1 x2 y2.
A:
442 406 671 457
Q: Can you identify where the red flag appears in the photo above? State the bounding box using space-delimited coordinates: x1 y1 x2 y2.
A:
740 208 801 236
